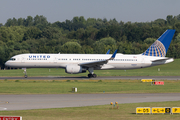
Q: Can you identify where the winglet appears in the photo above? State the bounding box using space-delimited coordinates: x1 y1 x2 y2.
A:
106 49 110 54
109 50 117 60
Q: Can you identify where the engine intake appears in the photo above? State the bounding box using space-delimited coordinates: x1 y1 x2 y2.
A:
65 64 86 74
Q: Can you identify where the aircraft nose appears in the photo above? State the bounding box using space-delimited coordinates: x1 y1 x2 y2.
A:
5 61 10 67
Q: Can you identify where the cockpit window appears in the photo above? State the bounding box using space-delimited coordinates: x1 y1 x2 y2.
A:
9 58 16 61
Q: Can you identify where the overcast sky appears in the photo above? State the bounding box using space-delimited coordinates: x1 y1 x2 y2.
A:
0 0 180 25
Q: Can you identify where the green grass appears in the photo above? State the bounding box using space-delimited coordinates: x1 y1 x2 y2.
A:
0 101 180 120
0 80 180 94
1 59 180 77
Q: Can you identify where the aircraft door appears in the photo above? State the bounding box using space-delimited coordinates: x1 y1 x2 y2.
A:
141 57 145 68
21 57 25 63
54 57 57 63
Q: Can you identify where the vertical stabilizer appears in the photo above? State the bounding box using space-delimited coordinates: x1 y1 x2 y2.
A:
142 29 175 57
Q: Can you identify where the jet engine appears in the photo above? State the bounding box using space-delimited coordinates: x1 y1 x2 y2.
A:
65 64 86 74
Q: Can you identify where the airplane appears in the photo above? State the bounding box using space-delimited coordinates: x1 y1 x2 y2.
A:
5 29 176 78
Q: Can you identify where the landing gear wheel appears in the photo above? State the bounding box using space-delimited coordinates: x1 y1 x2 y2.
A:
93 74 97 78
23 68 28 78
88 74 92 78
88 74 97 78
24 75 28 78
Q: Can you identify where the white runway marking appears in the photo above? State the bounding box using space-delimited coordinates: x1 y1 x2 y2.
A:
0 107 7 110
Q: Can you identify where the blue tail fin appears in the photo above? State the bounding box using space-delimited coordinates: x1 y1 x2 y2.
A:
142 29 175 57
106 49 110 54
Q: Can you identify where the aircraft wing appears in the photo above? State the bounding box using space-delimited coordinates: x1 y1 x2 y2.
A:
79 50 117 68
79 59 108 68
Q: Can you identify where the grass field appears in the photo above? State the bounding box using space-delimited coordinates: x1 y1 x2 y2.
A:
0 101 180 120
0 59 180 77
0 80 180 94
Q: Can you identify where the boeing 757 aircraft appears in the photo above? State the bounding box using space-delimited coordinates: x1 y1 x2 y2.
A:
5 29 175 78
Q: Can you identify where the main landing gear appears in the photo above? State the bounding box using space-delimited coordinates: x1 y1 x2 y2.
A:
87 67 97 78
23 68 28 78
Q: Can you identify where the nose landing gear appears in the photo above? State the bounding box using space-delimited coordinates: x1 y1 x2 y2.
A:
23 68 28 78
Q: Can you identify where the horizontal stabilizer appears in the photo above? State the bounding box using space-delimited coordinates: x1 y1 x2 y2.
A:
151 58 172 62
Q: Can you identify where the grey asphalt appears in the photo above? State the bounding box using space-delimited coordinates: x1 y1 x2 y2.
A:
0 76 180 80
1 93 180 111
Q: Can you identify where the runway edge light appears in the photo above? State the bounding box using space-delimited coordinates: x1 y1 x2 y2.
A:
110 102 113 109
110 102 119 109
115 102 119 109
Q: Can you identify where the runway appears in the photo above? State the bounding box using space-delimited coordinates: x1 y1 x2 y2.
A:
0 76 180 80
1 76 180 111
1 93 180 111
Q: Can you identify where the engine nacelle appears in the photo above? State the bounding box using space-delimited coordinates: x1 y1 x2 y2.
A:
65 64 86 74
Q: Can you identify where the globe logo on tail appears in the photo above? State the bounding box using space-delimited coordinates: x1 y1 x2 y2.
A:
142 40 166 57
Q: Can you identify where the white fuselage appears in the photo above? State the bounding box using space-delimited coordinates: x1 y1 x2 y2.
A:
5 53 173 70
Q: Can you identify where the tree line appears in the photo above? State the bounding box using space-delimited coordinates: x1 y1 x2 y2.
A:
0 14 180 68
